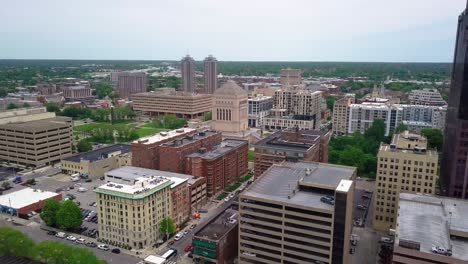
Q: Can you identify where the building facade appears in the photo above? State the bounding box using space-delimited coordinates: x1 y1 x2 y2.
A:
0 116 72 167
280 68 302 88
132 91 212 119
408 89 447 106
372 131 438 231
248 95 273 128
393 193 468 264
192 208 238 264
204 55 218 94
61 144 131 179
186 139 249 197
181 55 196 93
212 81 249 135
348 103 403 136
263 116 315 131
400 104 447 133
253 129 331 178
332 95 355 136
62 85 94 103
131 127 196 170
442 3 468 199
116 72 148 98
272 89 322 129
239 161 356 264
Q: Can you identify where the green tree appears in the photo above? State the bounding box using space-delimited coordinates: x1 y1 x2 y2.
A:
40 199 61 227
394 123 408 134
77 139 92 152
421 128 443 150
203 112 212 121
1 181 11 190
22 102 30 108
159 218 176 240
34 241 106 264
364 119 386 143
0 89 7 97
153 115 187 129
56 200 83 231
325 96 337 112
7 103 17 110
46 102 60 113
94 84 114 99
0 227 35 258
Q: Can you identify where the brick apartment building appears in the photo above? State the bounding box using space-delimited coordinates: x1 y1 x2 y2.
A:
253 128 331 178
131 127 196 169
186 139 248 197
158 131 222 173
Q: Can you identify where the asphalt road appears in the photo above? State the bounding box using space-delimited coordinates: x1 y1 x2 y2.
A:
0 219 141 264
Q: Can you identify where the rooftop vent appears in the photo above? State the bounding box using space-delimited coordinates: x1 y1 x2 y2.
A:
176 129 185 133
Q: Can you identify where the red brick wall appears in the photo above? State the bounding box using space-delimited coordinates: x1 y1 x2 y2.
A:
18 193 62 216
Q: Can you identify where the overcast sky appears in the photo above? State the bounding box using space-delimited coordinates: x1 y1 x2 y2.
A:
0 0 466 62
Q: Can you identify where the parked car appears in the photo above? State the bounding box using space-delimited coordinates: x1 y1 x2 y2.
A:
183 229 189 235
66 236 77 241
168 240 175 245
431 246 451 256
76 238 86 244
379 237 394 244
184 245 193 252
47 230 57 236
350 247 355 254
86 242 97 248
55 232 67 238
357 205 367 210
174 233 184 241
224 197 230 202
98 244 110 251
242 251 256 257
190 224 197 229
111 248 121 254
78 187 88 193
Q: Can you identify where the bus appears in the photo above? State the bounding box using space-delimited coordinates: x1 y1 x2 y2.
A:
161 249 177 260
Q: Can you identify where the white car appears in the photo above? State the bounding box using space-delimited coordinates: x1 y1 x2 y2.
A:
66 236 77 241
174 233 184 241
183 230 189 235
228 193 235 198
55 232 67 238
431 246 450 256
242 251 256 257
379 237 393 244
98 244 110 251
76 238 86 244
224 197 230 202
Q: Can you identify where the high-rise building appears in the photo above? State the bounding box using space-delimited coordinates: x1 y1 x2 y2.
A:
442 3 468 199
116 72 148 98
248 95 273 127
408 89 447 106
204 55 218 94
181 55 196 93
332 95 355 136
372 131 438 231
253 128 331 178
280 68 302 88
62 85 94 103
239 161 356 264
348 102 403 136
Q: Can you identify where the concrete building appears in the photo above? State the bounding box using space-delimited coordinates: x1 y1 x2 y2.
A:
0 107 55 125
393 193 468 264
158 131 222 173
62 85 94 103
204 55 218 94
131 127 196 170
0 188 62 218
280 68 302 88
272 89 322 130
181 55 196 93
409 89 447 106
442 2 468 199
132 91 212 119
348 102 403 136
239 161 356 264
263 115 315 131
253 129 331 178
186 139 249 197
192 208 238 264
212 81 249 138
36 83 57 95
400 104 447 133
116 72 148 98
332 95 355 136
188 176 208 209
95 173 173 249
61 144 131 179
248 95 273 127
372 131 438 231
0 115 72 167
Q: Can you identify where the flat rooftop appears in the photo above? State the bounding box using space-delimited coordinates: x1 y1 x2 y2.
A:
243 161 355 209
254 129 327 152
186 139 247 160
0 117 71 132
134 91 212 99
161 130 219 148
132 127 195 145
63 144 131 163
105 166 192 188
0 188 59 209
95 175 173 198
195 208 238 241
248 96 272 101
397 193 468 261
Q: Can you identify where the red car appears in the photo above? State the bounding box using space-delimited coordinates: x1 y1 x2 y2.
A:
168 240 175 245
184 245 193 252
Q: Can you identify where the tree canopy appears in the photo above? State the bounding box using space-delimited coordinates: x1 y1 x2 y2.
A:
56 200 83 231
6 103 17 110
77 139 92 153
152 115 187 130
325 96 337 112
421 128 443 151
40 199 61 227
0 227 35 258
159 218 176 239
46 102 60 113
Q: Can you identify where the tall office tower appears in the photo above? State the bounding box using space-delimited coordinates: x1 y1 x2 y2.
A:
116 72 148 98
372 131 438 231
332 94 355 136
181 55 196 93
204 55 218 94
239 161 356 264
280 68 302 88
442 3 468 199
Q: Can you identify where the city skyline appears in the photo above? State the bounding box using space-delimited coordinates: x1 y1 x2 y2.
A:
0 0 466 62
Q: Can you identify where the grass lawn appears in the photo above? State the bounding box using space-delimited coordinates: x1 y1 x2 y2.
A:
248 150 255 162
216 192 227 200
74 121 135 132
135 127 167 138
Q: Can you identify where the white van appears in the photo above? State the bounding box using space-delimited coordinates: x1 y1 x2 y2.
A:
55 232 67 238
